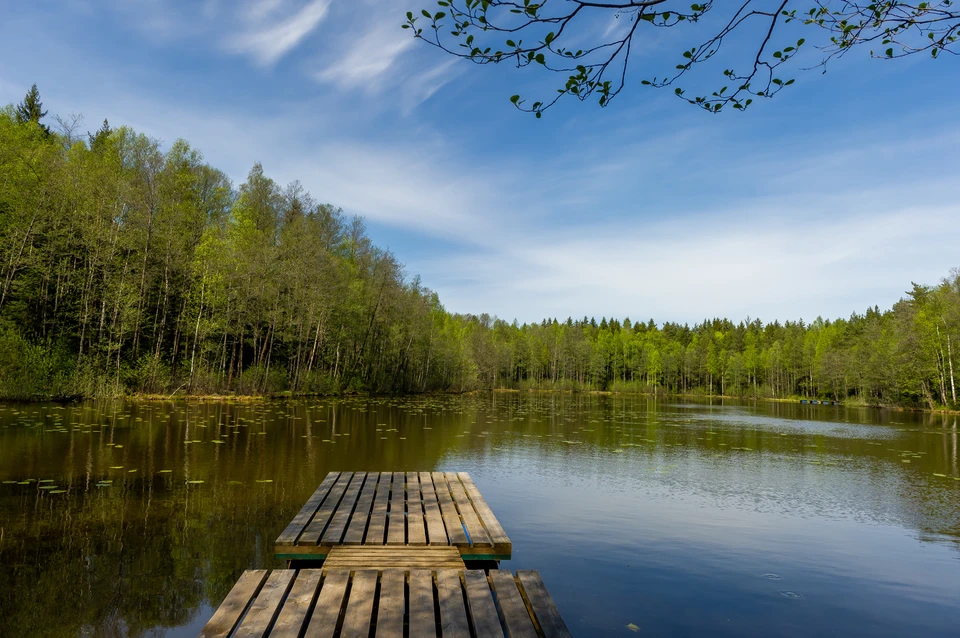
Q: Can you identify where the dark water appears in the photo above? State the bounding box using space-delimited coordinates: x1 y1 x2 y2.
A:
0 394 958 637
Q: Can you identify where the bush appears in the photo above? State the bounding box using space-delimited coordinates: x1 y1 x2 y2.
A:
0 327 76 399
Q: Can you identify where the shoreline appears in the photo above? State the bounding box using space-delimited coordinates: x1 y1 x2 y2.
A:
3 388 958 416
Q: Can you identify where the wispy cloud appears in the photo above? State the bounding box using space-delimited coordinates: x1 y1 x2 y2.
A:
312 18 414 90
310 9 462 111
227 0 332 66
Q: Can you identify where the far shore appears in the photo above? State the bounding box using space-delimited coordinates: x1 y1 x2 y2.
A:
3 389 959 416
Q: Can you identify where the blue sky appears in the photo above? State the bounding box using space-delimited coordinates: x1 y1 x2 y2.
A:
2 0 958 325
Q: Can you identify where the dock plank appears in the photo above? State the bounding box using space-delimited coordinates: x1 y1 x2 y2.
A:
234 570 296 638
386 472 406 545
463 571 505 638
199 570 269 638
305 571 350 638
408 570 438 637
276 472 339 546
364 473 390 545
270 570 323 638
437 570 471 638
419 471 448 546
489 571 538 638
457 472 511 548
300 472 354 545
322 472 366 545
375 569 405 638
339 570 378 637
432 472 469 546
205 569 565 638
516 571 572 638
445 472 492 547
343 470 379 545
406 471 427 546
322 546 464 571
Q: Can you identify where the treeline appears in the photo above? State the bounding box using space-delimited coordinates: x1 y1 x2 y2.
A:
0 86 958 408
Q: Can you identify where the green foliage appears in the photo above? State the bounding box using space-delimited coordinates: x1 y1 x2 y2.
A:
0 97 957 409
406 1 960 115
14 83 49 133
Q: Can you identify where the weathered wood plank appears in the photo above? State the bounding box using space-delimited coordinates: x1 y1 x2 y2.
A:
343 470 379 545
364 473 390 545
234 570 296 638
375 569 405 638
299 472 354 545
276 472 339 546
322 546 464 571
340 570 378 637
305 570 350 638
199 570 269 638
445 472 492 547
386 471 406 545
408 570 438 638
457 472 511 548
406 471 427 546
432 472 468 546
321 472 366 545
206 568 567 638
489 571 538 638
437 570 471 638
419 472 448 546
270 570 323 638
462 570 505 638
516 571 572 638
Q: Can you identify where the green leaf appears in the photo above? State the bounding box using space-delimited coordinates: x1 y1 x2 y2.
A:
510 94 520 104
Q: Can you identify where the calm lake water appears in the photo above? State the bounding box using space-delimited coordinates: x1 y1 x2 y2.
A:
0 394 958 637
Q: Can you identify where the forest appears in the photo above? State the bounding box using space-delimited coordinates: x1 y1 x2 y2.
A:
1 88 958 409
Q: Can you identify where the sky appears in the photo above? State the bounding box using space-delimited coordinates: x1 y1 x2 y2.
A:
2 0 958 326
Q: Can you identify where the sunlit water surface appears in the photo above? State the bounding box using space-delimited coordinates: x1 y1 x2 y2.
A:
1 394 958 637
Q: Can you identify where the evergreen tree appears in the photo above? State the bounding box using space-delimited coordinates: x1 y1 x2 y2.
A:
15 84 50 134
88 118 111 151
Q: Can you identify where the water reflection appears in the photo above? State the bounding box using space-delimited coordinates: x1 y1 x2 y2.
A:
0 395 958 636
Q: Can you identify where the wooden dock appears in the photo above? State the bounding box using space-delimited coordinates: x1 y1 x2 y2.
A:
201 471 570 636
275 472 512 562
199 568 570 638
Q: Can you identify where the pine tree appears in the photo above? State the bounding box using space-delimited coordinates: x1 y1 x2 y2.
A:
15 84 50 135
88 119 112 152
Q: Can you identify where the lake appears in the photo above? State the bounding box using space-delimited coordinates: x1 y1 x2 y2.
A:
0 394 958 636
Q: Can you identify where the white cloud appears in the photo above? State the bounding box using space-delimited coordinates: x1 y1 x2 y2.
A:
227 0 332 66
309 11 462 111
312 19 415 90
419 204 960 324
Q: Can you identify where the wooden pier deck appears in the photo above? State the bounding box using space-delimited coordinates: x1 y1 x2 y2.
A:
275 472 512 562
199 568 571 638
